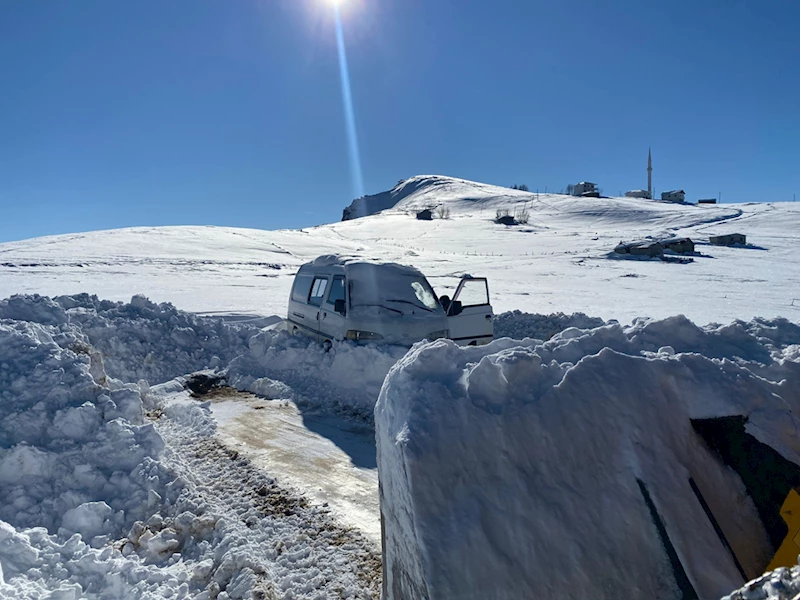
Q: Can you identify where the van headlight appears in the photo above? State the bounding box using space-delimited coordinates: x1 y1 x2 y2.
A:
346 330 384 342
427 330 449 340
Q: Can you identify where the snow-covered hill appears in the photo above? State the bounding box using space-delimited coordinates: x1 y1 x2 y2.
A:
341 175 538 219
2 175 797 325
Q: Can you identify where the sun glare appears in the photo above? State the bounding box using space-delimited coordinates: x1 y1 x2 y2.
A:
330 0 364 201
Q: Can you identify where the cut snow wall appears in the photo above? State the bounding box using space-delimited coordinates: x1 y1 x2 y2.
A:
376 324 800 600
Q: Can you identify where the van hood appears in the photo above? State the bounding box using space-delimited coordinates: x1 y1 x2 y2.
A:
347 305 448 345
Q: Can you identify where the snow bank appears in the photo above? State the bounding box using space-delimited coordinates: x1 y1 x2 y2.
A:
493 310 606 341
0 294 257 385
0 295 380 598
228 329 407 419
0 319 170 539
376 316 800 600
0 315 190 598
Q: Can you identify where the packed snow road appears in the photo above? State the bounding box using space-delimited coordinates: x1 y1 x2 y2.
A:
203 390 381 545
152 392 382 599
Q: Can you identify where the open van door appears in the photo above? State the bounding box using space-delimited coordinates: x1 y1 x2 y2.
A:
446 277 493 345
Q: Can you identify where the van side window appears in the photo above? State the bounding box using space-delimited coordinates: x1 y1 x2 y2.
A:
291 273 314 303
308 277 329 306
327 276 345 305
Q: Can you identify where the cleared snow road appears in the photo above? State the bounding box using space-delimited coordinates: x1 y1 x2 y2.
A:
209 391 382 545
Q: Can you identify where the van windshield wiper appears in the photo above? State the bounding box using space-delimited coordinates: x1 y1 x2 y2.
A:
385 299 433 313
352 303 404 315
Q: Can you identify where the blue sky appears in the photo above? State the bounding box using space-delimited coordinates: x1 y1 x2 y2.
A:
0 0 797 242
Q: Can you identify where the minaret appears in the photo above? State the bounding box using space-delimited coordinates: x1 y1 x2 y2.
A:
647 148 653 199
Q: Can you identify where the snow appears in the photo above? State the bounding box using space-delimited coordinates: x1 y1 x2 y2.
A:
1 175 799 325
0 295 381 598
209 394 381 545
0 293 258 386
493 309 607 340
376 316 800 600
0 317 168 539
722 566 800 599
1 174 799 597
227 329 407 420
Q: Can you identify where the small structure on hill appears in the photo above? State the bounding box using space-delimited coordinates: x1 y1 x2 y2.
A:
571 182 599 197
710 233 747 246
415 208 433 221
614 240 664 257
698 199 717 205
661 237 695 254
625 189 651 199
661 190 686 202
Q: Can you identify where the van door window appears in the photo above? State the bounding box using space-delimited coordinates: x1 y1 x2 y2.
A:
308 277 329 306
454 279 489 307
292 273 314 302
327 276 346 306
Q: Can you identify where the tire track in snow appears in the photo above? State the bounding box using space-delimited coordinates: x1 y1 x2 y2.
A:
156 413 382 599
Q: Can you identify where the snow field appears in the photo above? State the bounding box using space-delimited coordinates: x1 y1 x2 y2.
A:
3 175 800 326
376 315 800 600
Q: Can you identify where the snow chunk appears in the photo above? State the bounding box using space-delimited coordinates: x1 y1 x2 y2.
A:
60 502 114 540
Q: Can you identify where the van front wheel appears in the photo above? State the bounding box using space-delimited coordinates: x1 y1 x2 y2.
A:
323 339 333 353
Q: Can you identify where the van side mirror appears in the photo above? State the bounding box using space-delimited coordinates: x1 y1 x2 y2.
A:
334 298 346 316
448 300 463 316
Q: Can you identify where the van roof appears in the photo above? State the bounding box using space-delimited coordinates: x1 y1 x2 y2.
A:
300 255 426 279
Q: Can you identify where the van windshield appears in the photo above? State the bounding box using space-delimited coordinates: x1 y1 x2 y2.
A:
350 270 441 314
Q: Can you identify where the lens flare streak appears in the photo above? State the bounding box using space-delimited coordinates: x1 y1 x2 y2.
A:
334 6 365 200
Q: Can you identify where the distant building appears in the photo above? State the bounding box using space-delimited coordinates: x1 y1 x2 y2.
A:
710 233 747 246
661 190 686 202
415 209 433 221
660 237 695 254
625 189 651 199
698 199 717 205
614 240 664 257
573 182 599 197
